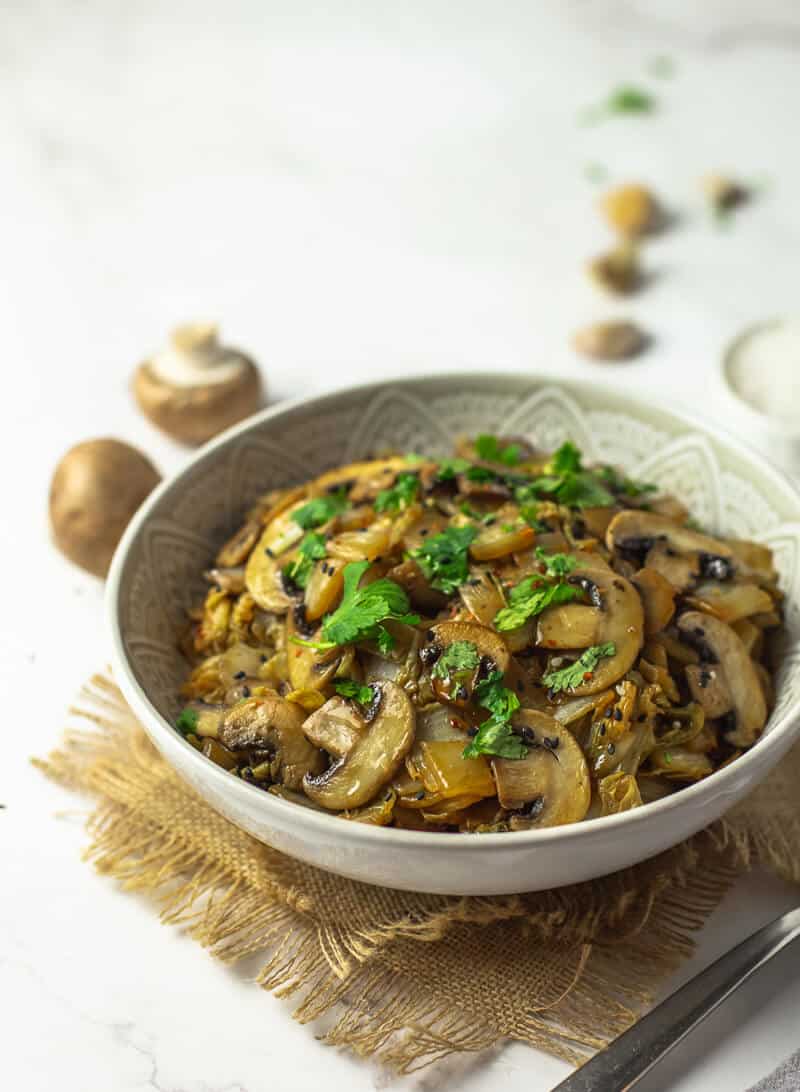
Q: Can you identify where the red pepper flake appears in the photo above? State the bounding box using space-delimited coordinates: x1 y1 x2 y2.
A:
583 671 594 681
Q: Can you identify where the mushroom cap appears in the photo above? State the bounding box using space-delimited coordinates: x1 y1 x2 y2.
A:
49 438 160 577
492 711 591 827
133 355 262 446
677 611 767 748
303 681 416 810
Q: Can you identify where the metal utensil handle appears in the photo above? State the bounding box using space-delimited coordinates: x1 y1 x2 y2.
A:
552 906 800 1092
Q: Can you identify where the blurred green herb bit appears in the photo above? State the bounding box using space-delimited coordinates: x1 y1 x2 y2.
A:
582 84 655 125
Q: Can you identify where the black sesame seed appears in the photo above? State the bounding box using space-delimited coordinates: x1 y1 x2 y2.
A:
613 709 623 721
242 686 251 697
233 670 247 680
607 743 616 755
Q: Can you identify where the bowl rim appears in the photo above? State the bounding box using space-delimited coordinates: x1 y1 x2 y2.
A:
107 370 800 852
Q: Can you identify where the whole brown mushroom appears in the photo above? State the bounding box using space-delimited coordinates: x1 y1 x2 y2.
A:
49 438 161 577
133 322 263 445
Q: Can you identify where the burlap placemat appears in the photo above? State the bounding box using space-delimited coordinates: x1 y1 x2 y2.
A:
34 675 800 1074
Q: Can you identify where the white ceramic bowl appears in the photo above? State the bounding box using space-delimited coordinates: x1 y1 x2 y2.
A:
107 375 800 895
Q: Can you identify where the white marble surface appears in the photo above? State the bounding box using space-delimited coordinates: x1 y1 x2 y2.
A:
4 2 800 1089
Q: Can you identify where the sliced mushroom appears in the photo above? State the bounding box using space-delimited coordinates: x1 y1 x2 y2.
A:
470 517 536 561
422 621 511 707
312 457 411 502
491 712 590 828
303 682 416 810
677 611 767 748
685 582 774 624
205 566 246 594
537 604 599 650
220 694 325 789
558 568 644 695
685 663 734 719
216 520 261 568
285 608 342 692
302 695 368 757
327 516 393 562
388 558 448 612
607 511 735 592
303 557 346 621
245 498 312 612
426 621 511 674
632 567 676 635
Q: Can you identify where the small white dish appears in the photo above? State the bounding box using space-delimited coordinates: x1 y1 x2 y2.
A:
107 375 800 895
720 317 800 478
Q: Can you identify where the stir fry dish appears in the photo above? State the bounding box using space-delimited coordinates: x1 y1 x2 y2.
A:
176 435 782 833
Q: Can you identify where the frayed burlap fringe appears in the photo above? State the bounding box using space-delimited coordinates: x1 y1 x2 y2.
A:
33 675 800 1074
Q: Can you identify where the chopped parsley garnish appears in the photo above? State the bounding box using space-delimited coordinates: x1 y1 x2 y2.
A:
292 560 419 651
542 643 617 694
515 441 616 510
176 708 198 736
596 465 657 498
494 548 581 632
431 640 480 682
464 465 497 484
475 434 522 466
334 679 375 706
283 532 327 589
411 523 478 595
374 472 419 513
462 671 526 760
436 457 472 481
536 547 577 579
292 489 348 531
584 84 655 124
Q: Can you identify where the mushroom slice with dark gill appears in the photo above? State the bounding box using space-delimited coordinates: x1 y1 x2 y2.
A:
677 611 767 748
422 620 511 706
552 567 644 696
219 694 325 789
303 681 416 810
491 711 591 829
606 511 735 593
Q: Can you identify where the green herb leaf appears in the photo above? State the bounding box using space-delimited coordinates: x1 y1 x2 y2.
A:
436 457 472 481
283 532 327 590
297 560 419 650
475 434 522 466
431 640 480 682
374 472 420 513
176 708 198 736
292 489 348 531
535 546 577 578
542 643 617 694
596 465 657 498
462 670 526 760
550 441 582 475
582 84 655 125
465 465 497 483
495 579 581 632
411 524 478 595
334 679 376 706
517 442 616 509
493 548 580 631
463 718 528 761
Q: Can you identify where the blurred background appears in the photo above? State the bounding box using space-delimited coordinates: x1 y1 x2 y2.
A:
5 3 800 1089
